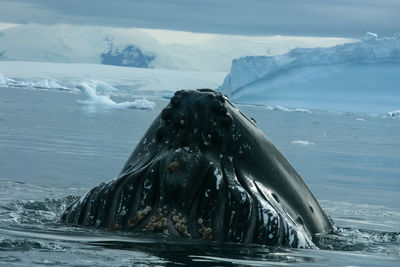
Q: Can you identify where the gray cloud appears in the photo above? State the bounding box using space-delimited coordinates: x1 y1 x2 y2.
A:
0 0 399 37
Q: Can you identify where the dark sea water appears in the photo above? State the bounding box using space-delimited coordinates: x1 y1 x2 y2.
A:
0 86 399 266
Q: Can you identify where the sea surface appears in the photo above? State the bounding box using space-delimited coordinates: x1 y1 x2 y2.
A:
0 86 399 266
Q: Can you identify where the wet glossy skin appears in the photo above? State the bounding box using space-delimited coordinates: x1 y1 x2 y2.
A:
61 89 333 248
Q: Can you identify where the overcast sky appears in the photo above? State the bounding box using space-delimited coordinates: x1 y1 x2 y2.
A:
0 0 399 37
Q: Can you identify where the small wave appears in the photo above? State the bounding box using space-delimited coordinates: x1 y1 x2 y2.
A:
77 80 156 110
0 237 68 252
1 194 78 225
316 227 400 254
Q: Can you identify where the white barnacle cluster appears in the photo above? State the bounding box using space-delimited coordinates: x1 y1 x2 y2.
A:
145 207 168 231
197 217 213 240
171 211 190 237
127 205 152 228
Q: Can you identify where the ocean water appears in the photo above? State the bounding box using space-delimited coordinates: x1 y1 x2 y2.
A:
0 86 399 266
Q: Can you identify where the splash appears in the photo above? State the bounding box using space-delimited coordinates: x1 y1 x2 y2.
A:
77 80 155 110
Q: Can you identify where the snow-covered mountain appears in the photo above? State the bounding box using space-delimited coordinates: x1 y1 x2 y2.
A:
219 32 400 113
0 24 173 69
100 42 155 68
0 24 352 72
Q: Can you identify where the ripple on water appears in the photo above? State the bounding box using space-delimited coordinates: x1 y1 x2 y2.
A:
0 181 399 266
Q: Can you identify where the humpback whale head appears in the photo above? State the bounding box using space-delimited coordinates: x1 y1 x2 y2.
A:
62 89 333 248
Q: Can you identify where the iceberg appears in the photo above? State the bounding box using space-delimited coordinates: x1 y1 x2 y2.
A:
78 80 156 110
219 33 400 114
0 73 17 87
291 140 315 146
0 73 69 90
25 79 66 89
388 110 400 117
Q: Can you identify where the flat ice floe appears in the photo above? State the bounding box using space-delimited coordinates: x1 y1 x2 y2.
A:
290 140 315 146
219 32 400 114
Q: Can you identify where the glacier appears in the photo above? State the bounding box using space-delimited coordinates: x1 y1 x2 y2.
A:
219 33 400 114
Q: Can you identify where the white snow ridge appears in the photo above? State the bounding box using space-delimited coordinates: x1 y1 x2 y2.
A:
219 32 400 114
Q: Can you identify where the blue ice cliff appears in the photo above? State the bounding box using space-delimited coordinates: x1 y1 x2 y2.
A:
219 33 400 114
